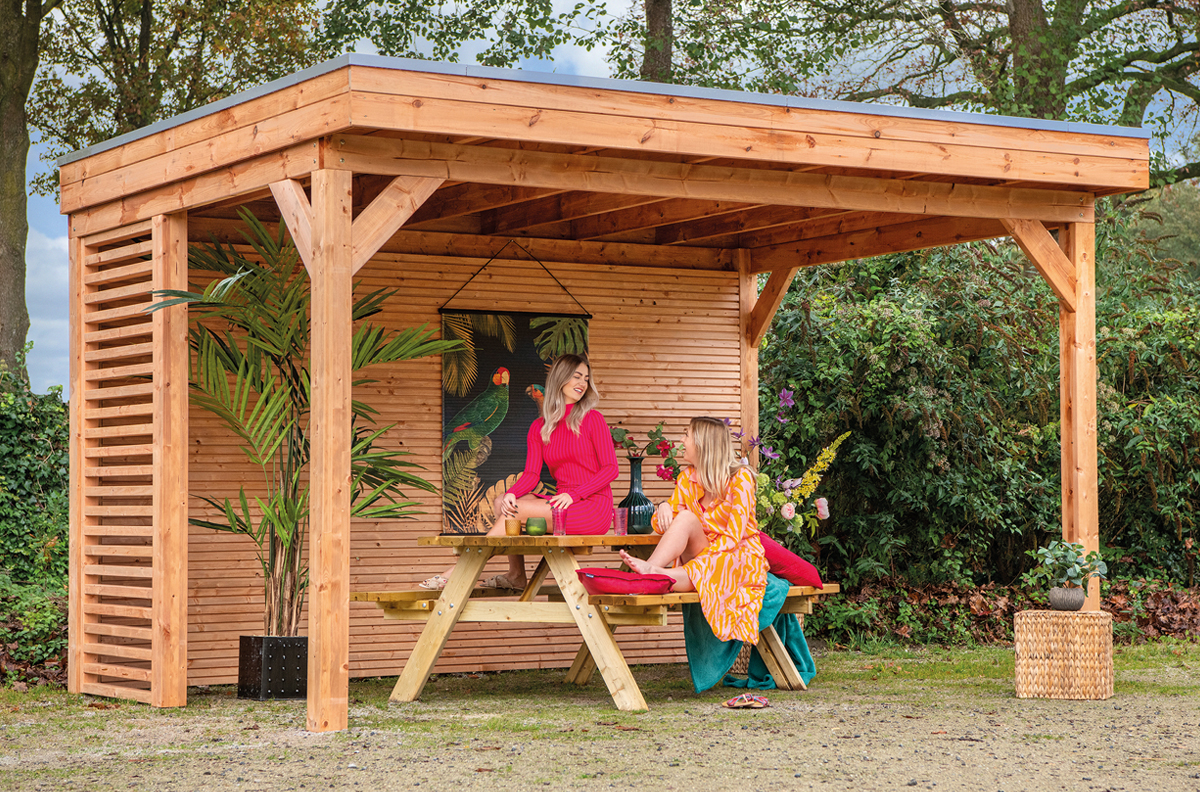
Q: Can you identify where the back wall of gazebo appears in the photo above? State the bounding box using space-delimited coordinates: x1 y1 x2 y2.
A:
61 54 1148 731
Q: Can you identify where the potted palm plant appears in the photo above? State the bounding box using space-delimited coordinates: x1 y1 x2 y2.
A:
151 211 459 699
1024 540 1109 611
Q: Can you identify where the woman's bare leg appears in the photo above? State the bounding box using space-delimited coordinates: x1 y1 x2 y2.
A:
441 495 552 586
619 510 707 592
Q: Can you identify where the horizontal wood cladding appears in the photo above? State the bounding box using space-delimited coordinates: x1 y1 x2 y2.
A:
185 253 733 683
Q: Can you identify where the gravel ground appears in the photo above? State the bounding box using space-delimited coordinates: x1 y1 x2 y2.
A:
1 644 1198 792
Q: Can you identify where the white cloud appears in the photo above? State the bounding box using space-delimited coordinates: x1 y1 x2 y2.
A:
25 227 69 395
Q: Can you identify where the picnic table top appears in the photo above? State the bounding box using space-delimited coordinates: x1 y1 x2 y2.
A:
417 534 661 548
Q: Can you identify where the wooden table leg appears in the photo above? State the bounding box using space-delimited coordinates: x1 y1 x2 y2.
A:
544 548 647 711
518 557 550 603
389 546 494 703
758 624 805 691
565 637 599 686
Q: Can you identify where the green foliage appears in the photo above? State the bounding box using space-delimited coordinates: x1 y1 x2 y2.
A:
759 200 1200 588
149 211 461 635
596 1 1200 184
321 0 599 67
0 345 68 585
31 0 325 195
1023 541 1108 589
0 572 66 668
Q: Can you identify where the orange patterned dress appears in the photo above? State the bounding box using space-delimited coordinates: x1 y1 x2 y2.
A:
652 465 768 644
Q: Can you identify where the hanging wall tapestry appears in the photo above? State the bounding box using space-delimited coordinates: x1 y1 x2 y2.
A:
441 311 590 533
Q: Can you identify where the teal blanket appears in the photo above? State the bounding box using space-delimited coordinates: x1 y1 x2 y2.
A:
682 573 816 692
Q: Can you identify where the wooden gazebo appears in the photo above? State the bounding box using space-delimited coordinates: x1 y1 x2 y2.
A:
62 54 1148 732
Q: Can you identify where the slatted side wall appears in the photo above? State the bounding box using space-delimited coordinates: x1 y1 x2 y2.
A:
70 217 189 704
185 252 742 684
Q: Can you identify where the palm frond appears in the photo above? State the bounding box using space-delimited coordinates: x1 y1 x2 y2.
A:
530 316 589 360
471 313 517 352
441 313 478 397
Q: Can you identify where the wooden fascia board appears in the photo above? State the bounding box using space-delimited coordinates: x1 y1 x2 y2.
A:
61 94 353 215
70 143 322 238
750 216 1008 272
1001 218 1078 312
346 80 1149 192
330 136 1096 224
351 67 1148 169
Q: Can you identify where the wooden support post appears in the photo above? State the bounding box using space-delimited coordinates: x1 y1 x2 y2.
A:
1060 223 1100 611
151 213 189 707
737 250 759 466
67 235 87 695
307 169 354 732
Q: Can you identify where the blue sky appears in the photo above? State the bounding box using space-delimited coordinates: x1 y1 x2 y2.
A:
25 143 69 396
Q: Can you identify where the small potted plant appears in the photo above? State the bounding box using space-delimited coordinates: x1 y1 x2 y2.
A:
1024 540 1108 611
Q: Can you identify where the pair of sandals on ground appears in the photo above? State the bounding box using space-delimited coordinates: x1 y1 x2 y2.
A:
418 573 525 591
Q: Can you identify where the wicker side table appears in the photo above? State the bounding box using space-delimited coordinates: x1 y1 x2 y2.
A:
1014 610 1113 700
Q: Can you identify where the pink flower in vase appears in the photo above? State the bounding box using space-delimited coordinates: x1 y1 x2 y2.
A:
655 464 674 480
780 502 796 520
815 498 829 520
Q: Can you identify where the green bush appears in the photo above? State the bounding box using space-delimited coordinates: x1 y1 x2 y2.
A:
0 571 67 668
0 346 69 585
759 201 1200 587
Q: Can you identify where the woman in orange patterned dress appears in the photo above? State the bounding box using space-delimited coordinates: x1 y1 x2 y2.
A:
620 417 768 644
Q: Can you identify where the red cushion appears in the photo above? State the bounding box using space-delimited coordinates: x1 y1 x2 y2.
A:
576 567 674 596
760 533 824 589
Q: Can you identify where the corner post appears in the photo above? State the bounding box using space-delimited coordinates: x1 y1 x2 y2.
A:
737 250 759 466
1061 223 1099 610
67 233 86 695
307 169 354 731
151 212 189 706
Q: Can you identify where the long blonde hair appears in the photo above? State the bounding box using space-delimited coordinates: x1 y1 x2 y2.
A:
540 354 600 443
687 416 743 501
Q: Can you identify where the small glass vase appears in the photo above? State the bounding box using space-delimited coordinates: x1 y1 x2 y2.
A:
618 456 655 535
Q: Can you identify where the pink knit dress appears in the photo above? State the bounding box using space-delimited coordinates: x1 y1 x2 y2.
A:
507 404 620 534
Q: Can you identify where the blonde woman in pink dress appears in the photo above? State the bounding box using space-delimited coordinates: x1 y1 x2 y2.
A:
421 354 619 591
621 417 768 644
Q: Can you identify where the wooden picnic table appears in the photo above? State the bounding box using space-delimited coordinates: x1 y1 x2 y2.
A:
353 534 837 712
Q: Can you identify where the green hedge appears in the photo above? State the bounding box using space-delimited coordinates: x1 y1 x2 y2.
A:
0 349 69 586
759 202 1200 587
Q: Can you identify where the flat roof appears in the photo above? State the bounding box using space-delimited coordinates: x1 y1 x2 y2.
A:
59 52 1151 167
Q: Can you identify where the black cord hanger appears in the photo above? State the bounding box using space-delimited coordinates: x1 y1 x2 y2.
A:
438 239 592 319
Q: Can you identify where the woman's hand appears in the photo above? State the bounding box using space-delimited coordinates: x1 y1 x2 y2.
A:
549 493 574 509
499 493 518 517
655 501 674 530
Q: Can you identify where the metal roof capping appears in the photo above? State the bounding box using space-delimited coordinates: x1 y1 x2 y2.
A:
58 51 1151 167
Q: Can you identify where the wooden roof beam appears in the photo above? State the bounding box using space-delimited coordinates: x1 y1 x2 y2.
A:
656 204 837 246
741 210 929 250
332 137 1096 224
406 183 561 226
751 216 1008 272
483 192 664 235
576 198 758 241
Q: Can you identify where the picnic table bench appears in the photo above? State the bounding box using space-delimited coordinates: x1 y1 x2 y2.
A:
353 534 838 711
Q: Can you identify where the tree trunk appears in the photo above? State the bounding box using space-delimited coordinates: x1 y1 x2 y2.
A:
640 0 673 83
0 1 43 380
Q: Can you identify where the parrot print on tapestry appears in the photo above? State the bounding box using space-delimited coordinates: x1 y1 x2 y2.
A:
443 367 510 459
525 384 544 413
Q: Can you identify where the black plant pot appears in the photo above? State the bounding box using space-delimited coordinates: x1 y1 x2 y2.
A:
238 635 307 700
